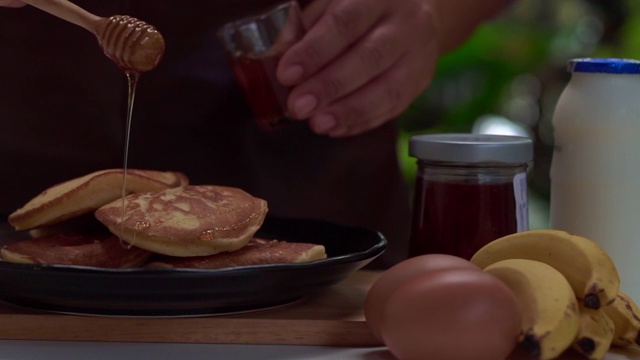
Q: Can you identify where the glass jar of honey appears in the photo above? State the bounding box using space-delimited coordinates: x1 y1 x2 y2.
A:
408 133 534 260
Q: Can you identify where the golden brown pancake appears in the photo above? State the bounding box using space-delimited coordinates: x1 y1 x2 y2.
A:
8 169 188 231
95 185 268 257
0 233 152 268
146 238 327 269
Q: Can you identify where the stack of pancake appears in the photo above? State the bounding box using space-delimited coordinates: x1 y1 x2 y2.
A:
2 169 326 269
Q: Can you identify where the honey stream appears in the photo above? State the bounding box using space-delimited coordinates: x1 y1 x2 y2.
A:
119 71 140 249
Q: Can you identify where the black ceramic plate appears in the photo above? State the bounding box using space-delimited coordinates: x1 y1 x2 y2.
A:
0 217 386 316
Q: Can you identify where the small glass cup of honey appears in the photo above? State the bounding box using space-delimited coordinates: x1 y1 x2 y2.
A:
218 1 305 131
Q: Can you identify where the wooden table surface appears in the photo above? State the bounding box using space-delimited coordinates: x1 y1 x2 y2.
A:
0 270 383 347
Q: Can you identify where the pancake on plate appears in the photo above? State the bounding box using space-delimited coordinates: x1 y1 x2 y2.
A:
146 237 327 269
95 185 268 257
8 169 189 231
0 233 152 268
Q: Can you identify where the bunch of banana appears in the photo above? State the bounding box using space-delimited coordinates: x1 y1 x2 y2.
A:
470 229 627 360
471 229 620 309
484 258 580 360
602 291 640 348
571 304 615 360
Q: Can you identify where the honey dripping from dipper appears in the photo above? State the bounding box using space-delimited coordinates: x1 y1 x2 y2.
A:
16 2 165 245
95 15 166 245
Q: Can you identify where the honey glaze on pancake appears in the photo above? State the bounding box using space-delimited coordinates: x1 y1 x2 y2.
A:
0 233 152 268
125 218 151 249
120 186 266 239
197 205 263 240
95 185 268 256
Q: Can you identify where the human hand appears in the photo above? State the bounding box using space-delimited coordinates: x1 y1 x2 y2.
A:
277 0 439 137
0 0 26 7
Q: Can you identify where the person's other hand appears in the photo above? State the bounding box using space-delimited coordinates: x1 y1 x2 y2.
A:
277 0 439 137
0 0 26 7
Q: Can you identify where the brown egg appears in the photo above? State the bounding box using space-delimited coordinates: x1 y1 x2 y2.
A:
364 254 480 341
380 268 522 360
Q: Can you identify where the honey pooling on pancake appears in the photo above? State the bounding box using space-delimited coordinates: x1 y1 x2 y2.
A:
118 197 135 249
119 197 127 248
135 221 150 230
197 204 268 242
197 203 266 240
199 229 217 241
125 219 151 250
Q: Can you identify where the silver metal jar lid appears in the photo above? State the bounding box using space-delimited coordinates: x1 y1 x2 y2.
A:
409 133 533 164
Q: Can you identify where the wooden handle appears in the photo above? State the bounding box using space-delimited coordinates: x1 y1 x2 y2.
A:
22 0 102 33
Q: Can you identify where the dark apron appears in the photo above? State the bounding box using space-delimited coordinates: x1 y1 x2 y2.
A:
0 0 411 267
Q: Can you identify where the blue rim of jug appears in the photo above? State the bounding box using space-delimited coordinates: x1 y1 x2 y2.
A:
568 58 640 74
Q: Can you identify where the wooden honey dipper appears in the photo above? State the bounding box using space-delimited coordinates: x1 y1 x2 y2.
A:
23 0 165 73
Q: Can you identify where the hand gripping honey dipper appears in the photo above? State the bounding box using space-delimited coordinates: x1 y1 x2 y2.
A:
22 0 165 73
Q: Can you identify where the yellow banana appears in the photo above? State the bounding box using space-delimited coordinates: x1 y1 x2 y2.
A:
603 291 640 347
572 304 615 359
471 229 620 309
484 258 580 360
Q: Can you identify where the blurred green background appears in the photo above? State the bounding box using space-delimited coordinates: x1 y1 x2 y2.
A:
398 0 637 229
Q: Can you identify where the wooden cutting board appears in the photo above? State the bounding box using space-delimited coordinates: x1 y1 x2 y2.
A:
0 270 383 347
